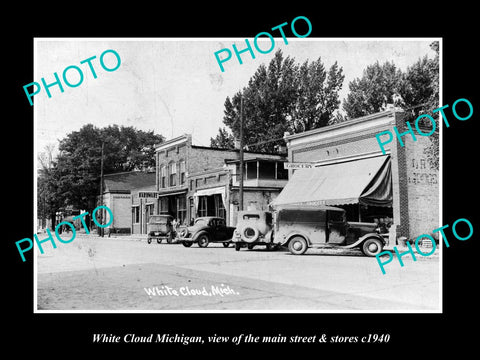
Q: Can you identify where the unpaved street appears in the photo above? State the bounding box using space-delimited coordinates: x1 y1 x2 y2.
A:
36 234 440 311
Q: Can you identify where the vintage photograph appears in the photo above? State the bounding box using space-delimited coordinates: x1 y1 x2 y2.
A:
34 38 441 312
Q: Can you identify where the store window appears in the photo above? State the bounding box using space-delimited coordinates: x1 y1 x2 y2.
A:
177 196 187 225
198 196 208 217
215 194 226 219
132 206 140 224
159 197 169 213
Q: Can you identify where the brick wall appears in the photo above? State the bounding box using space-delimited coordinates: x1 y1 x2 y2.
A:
156 142 188 190
403 134 439 239
229 189 281 226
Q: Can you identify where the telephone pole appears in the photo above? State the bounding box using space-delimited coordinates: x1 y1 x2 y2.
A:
239 95 244 211
99 141 105 237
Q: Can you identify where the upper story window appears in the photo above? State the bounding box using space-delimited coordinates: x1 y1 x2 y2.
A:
169 162 177 186
160 165 166 188
179 160 186 185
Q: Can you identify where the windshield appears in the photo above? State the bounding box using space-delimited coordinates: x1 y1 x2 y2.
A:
149 216 169 224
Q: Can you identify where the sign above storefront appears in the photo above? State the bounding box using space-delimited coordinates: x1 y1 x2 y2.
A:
283 162 314 169
138 191 159 198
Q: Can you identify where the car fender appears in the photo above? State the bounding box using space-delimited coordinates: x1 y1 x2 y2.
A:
193 230 209 242
264 229 274 243
277 231 311 247
342 233 384 249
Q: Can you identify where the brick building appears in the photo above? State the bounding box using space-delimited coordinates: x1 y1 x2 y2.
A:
130 134 287 231
272 108 439 242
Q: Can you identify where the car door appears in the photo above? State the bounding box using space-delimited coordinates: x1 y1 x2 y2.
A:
327 210 347 244
213 219 228 241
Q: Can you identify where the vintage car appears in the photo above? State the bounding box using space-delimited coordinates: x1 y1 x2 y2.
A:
177 217 235 248
273 205 388 256
232 210 277 251
146 214 176 244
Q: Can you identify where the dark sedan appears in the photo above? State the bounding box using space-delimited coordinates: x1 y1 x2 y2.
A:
177 217 235 248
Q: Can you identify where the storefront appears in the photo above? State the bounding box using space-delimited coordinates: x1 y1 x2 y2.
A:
193 186 226 219
157 190 188 225
271 154 393 223
278 108 439 242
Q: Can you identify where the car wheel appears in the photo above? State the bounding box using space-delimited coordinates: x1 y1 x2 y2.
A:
157 239 162 244
197 234 209 248
223 242 230 248
235 243 242 251
247 244 255 250
182 241 193 247
167 234 173 244
362 238 383 256
179 228 189 238
147 238 152 244
266 243 274 251
241 226 260 242
288 236 308 255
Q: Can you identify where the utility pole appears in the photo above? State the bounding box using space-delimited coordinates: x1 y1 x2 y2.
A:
239 95 244 211
99 141 105 237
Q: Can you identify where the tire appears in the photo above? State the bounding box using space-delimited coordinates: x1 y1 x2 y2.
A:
266 243 274 251
247 244 255 250
167 234 173 244
182 241 193 247
362 238 383 257
235 243 241 251
241 226 260 243
178 228 189 238
197 234 209 248
223 242 230 248
147 238 152 244
157 239 162 244
288 236 308 255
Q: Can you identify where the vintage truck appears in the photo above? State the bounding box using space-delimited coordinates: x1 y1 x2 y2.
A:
273 205 388 256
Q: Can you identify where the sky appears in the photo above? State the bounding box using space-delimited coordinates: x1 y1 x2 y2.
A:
34 38 438 157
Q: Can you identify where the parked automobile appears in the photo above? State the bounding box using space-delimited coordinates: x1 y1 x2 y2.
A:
177 217 235 248
232 210 278 251
146 214 176 244
273 205 388 256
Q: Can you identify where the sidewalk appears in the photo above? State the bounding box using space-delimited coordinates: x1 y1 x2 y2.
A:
384 240 440 258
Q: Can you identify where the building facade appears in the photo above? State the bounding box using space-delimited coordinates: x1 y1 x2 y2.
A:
99 171 156 235
276 109 439 243
135 134 288 229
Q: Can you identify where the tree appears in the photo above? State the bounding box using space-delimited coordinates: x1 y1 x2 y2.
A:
343 61 403 119
342 42 439 168
211 49 345 153
398 41 440 170
38 124 165 225
210 127 235 149
291 60 344 132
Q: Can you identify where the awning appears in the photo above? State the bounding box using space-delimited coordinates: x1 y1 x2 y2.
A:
156 189 187 197
271 155 392 207
193 186 226 210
